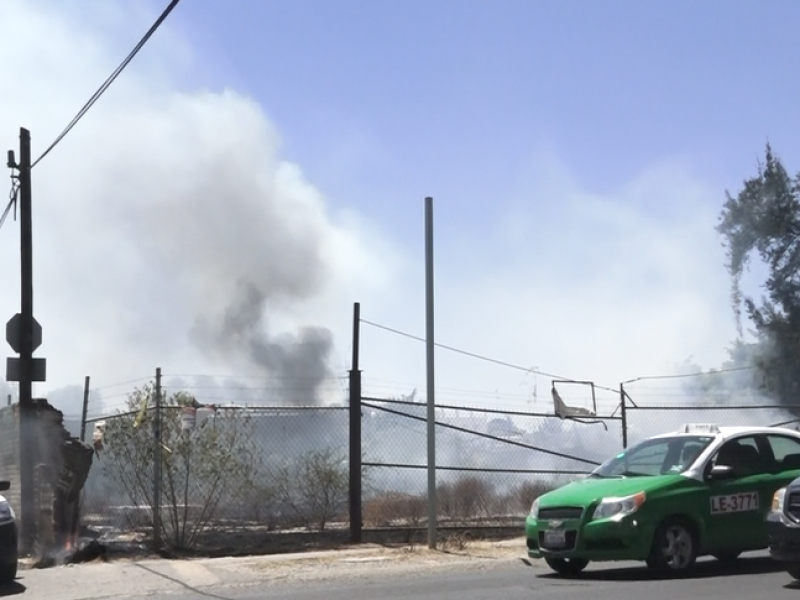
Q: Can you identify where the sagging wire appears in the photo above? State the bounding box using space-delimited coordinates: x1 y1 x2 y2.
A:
0 155 19 231
31 0 183 169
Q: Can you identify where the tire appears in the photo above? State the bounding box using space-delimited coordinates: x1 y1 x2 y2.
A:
786 564 800 580
647 517 698 573
545 557 589 576
713 551 741 564
0 561 16 585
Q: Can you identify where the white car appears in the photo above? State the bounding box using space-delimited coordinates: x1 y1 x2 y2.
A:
0 481 17 585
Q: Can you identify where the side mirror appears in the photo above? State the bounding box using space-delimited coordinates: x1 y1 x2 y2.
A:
708 464 736 481
0 481 10 492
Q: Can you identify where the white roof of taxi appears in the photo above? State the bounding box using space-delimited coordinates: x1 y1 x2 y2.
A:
649 425 800 440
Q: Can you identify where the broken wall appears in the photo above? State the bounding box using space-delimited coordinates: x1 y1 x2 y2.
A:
0 399 93 557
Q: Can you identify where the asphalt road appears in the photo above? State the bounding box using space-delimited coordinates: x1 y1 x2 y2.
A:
8 552 800 600
205 557 800 600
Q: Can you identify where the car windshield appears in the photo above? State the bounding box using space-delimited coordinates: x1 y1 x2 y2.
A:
590 435 716 478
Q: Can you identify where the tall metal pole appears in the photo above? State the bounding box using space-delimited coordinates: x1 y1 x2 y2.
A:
80 376 90 442
153 367 162 552
69 375 92 548
17 128 34 555
619 383 628 449
348 302 362 543
424 197 437 549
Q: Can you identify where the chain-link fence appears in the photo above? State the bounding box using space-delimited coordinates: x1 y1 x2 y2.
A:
77 387 623 551
621 374 800 446
359 396 623 530
71 361 800 556
81 404 349 553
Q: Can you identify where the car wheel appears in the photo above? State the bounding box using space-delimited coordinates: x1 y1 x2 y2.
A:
647 517 697 573
786 564 800 580
545 557 589 576
0 561 16 585
713 551 741 564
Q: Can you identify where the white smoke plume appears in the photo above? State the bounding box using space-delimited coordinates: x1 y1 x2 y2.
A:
0 1 401 405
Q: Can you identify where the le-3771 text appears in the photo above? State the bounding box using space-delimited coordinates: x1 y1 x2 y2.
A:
710 491 759 514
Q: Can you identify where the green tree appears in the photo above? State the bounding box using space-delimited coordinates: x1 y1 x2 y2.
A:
101 383 261 550
717 144 800 410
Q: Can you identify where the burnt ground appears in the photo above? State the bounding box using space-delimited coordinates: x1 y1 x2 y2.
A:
40 524 523 567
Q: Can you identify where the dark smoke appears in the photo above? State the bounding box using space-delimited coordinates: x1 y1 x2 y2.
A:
192 279 334 406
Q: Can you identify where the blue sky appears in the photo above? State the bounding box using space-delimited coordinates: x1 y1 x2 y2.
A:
0 0 796 417
175 0 800 228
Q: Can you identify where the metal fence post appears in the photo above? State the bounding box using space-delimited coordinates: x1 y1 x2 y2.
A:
153 367 162 552
349 302 362 543
620 383 628 449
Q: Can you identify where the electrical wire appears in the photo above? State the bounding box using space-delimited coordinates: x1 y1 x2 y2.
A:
359 318 619 393
621 365 756 385
31 0 182 168
164 373 349 381
92 376 154 392
0 175 18 231
361 318 760 394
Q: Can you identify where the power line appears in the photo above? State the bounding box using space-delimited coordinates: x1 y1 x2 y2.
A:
359 318 619 394
91 376 155 392
360 318 760 393
164 373 349 381
621 365 756 385
31 0 182 169
0 168 19 231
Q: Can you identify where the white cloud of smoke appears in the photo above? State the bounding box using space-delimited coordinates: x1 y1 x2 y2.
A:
0 1 753 427
0 0 402 409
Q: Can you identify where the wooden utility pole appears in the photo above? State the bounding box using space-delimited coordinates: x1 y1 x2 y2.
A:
5 128 47 554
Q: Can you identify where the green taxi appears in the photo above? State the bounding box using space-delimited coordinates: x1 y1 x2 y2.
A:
526 424 800 575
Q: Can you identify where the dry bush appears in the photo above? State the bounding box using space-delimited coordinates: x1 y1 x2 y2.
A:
274 448 349 532
451 476 494 520
363 492 426 527
440 530 472 552
489 480 555 517
437 475 496 522
101 385 260 551
436 482 457 519
366 476 557 528
490 491 516 517
513 480 554 514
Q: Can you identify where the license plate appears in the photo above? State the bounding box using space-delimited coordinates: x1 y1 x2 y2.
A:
544 530 566 548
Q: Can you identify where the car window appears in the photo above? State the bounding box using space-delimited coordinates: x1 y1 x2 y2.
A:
709 436 765 476
591 435 715 478
765 435 800 472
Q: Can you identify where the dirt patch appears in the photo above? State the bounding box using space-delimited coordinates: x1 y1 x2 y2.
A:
240 537 531 584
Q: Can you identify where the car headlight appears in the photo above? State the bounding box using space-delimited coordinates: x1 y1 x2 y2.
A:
592 491 646 520
772 487 787 513
0 501 14 524
529 498 540 519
